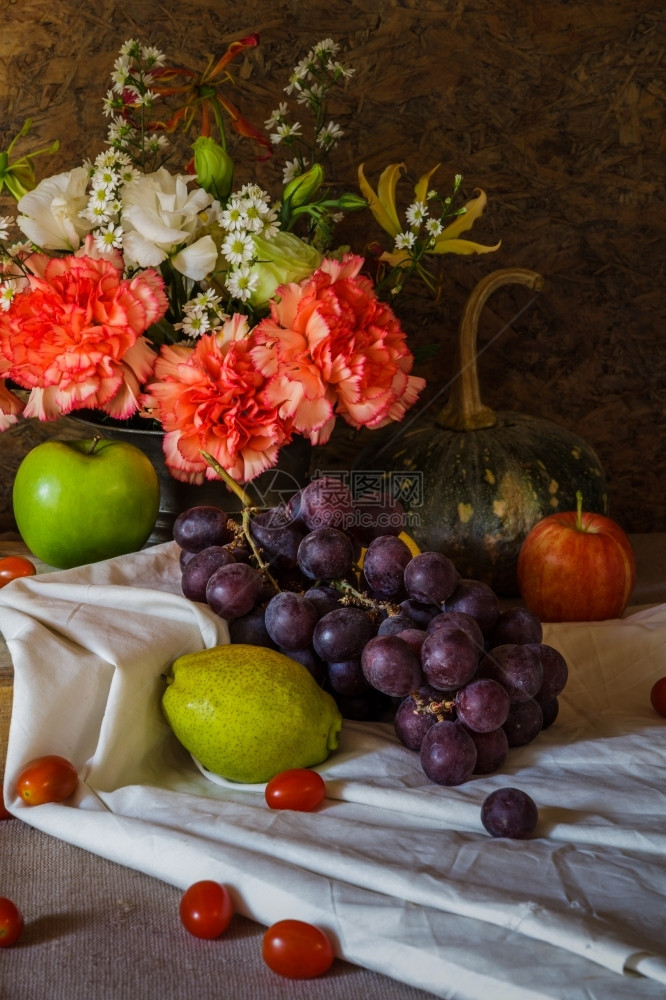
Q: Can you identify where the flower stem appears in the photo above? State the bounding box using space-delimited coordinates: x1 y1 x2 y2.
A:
200 450 280 592
200 450 255 508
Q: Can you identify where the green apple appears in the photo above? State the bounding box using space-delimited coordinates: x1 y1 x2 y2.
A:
12 437 160 569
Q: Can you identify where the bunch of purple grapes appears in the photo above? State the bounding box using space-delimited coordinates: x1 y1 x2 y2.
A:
173 476 569 788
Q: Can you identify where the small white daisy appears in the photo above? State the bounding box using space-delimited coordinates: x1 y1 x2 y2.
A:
94 223 124 253
221 231 255 265
226 265 259 302
0 281 17 310
395 231 416 250
265 102 288 129
405 201 428 227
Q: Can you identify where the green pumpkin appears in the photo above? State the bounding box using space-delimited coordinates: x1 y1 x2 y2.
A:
357 269 608 596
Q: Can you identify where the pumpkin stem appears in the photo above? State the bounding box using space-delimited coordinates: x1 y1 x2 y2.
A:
436 267 544 431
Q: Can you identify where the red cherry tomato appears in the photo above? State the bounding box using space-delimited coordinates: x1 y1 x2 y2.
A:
16 754 78 806
650 677 666 717
262 919 335 979
179 880 234 939
265 769 326 812
0 555 36 588
0 897 24 947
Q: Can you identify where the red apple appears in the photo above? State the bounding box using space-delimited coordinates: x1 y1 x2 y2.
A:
516 492 635 622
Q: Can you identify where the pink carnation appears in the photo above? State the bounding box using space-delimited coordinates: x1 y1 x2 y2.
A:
141 314 292 484
250 253 425 445
0 254 168 422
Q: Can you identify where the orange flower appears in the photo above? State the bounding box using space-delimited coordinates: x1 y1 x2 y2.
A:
148 35 272 161
0 254 168 421
251 254 425 444
142 314 292 484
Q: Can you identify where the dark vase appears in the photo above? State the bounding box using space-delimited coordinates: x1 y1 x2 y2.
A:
72 411 313 545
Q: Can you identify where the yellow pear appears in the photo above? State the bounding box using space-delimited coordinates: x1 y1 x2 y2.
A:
162 644 343 783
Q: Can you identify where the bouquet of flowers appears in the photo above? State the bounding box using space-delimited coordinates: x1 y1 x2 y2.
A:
0 35 498 486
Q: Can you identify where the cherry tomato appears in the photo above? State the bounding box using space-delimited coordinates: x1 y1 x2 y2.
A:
0 555 36 588
265 769 326 812
0 897 24 947
262 919 335 979
650 677 666 717
179 880 233 939
16 754 78 806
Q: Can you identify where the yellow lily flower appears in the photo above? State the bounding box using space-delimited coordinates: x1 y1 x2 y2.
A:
358 161 500 268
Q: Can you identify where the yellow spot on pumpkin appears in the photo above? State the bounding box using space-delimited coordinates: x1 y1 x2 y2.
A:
484 469 496 485
571 447 581 459
493 499 507 518
548 479 559 494
458 502 474 523
549 497 559 508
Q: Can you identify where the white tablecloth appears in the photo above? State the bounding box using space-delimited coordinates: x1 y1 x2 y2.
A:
1 542 666 1000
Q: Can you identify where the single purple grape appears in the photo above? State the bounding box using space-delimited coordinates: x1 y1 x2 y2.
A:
327 658 369 695
361 634 423 697
400 598 442 628
298 476 356 531
537 696 560 729
482 644 543 703
249 507 306 569
420 627 480 691
527 643 569 701
205 562 264 620
420 720 477 786
481 787 539 839
395 627 427 657
503 698 544 747
455 678 510 733
173 505 232 552
304 585 342 618
403 551 459 606
463 726 509 774
228 605 277 649
264 591 319 650
377 613 415 636
312 606 377 661
486 607 543 647
444 578 501 633
362 534 412 599
426 610 484 653
297 526 356 581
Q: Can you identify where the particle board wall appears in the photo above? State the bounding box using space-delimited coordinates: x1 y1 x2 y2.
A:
0 0 664 533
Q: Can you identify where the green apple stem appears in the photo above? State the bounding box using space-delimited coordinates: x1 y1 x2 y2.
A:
576 489 583 531
88 434 104 455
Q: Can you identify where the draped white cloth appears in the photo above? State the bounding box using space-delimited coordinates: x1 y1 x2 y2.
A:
1 541 665 1000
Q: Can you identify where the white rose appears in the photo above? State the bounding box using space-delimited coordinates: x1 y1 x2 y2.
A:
17 167 91 251
121 168 218 280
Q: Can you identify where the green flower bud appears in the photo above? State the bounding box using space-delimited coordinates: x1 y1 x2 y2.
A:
282 163 324 208
247 231 322 310
326 192 368 212
193 137 234 202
